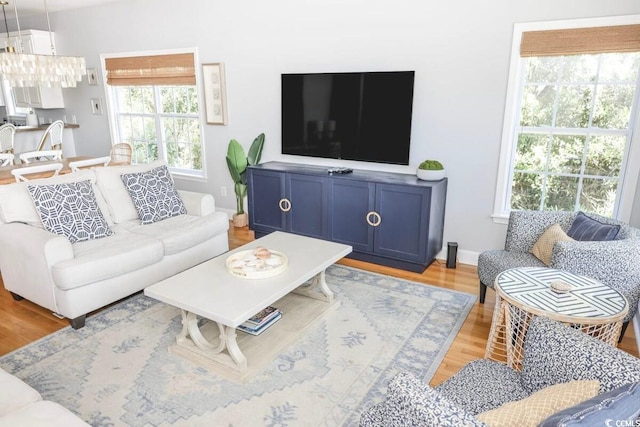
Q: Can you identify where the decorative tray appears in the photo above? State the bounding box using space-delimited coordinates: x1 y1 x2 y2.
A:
226 247 288 279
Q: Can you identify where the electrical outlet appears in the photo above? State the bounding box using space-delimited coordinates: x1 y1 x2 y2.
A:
220 186 227 197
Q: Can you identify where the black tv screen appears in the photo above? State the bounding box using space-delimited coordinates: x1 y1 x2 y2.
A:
281 71 415 165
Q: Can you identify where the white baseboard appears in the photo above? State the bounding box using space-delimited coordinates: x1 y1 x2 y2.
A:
435 247 479 267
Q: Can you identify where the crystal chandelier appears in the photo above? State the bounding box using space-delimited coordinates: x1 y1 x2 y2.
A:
0 0 86 88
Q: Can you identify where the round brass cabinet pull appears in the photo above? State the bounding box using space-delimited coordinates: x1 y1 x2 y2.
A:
366 211 381 227
279 198 291 212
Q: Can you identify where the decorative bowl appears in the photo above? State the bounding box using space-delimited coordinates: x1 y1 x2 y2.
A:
417 169 446 181
226 248 288 279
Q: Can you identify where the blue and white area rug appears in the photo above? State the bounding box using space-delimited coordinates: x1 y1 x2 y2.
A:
0 265 475 426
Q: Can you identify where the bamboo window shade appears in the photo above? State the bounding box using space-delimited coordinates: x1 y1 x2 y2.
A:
105 53 196 86
521 24 640 57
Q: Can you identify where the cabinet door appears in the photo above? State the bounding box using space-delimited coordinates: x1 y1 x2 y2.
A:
287 173 328 239
374 183 430 263
247 168 287 234
328 179 375 252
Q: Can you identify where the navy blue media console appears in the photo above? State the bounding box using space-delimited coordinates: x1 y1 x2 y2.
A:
247 162 447 273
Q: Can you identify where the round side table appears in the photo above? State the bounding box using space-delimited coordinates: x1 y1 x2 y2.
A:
485 267 628 370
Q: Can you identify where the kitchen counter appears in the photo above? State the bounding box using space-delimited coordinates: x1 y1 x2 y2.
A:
14 123 80 132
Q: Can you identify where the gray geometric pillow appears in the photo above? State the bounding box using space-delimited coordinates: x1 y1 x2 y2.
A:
121 165 186 225
27 180 114 243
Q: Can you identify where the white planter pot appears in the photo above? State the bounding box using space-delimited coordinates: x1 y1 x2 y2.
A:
416 169 445 181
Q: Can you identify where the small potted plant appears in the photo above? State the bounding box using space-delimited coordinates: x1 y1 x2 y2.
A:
226 133 265 227
417 159 445 181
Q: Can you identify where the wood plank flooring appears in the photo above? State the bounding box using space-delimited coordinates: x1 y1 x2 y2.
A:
0 223 637 388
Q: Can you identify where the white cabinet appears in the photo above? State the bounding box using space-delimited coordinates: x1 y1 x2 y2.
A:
8 30 65 109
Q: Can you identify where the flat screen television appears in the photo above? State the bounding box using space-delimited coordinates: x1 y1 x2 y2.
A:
281 71 415 165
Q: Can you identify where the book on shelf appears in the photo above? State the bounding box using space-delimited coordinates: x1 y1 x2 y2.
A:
238 312 282 336
243 306 280 327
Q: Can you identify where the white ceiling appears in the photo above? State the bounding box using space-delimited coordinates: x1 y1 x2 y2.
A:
1 0 123 16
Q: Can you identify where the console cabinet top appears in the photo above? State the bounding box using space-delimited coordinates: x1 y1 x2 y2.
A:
249 161 447 187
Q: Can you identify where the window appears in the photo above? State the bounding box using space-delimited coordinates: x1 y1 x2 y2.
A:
105 51 204 177
493 18 640 223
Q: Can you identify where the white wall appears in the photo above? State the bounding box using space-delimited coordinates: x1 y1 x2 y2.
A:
17 0 640 262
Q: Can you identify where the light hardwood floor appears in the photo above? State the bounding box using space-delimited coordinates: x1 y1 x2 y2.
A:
1 223 637 388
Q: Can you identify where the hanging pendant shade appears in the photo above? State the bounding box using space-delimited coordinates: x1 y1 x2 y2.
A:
0 0 86 88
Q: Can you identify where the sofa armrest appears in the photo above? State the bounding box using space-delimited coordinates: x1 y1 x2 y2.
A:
360 372 486 426
177 190 216 217
0 223 74 311
521 317 640 395
552 238 640 321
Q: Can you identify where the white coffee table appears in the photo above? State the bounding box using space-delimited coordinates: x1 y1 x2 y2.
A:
144 231 352 381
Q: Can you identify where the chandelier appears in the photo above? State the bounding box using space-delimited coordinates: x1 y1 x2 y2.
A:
0 0 86 88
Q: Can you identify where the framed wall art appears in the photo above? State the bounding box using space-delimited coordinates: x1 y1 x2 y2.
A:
202 63 228 125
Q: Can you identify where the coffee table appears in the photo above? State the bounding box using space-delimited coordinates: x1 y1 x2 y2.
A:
144 231 352 382
485 267 628 370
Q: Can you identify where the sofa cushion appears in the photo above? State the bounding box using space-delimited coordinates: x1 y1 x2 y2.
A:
127 212 229 255
435 359 530 415
27 180 113 243
477 250 546 289
567 211 620 241
0 169 113 227
531 223 574 266
475 380 600 427
539 381 640 427
0 369 41 417
0 400 90 427
51 230 164 290
93 160 165 223
121 165 186 225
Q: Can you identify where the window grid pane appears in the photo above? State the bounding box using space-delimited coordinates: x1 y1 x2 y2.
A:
510 51 640 216
113 84 202 173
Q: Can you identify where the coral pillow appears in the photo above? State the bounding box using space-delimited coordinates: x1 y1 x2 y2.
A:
531 224 574 266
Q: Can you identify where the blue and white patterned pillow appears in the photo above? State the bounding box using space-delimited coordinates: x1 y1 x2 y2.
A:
27 180 114 243
121 165 186 225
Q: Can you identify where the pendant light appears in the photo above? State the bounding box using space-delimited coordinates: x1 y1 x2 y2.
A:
0 0 86 88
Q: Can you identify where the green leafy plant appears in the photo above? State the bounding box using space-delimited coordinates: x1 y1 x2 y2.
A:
226 133 265 215
418 160 444 170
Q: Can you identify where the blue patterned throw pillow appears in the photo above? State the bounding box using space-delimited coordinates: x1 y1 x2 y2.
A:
566 212 620 241
28 180 114 243
121 165 187 225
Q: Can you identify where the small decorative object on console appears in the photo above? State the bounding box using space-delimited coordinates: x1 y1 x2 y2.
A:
417 159 445 181
226 246 288 279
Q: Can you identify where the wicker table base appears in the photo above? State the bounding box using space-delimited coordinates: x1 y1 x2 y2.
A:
485 267 628 371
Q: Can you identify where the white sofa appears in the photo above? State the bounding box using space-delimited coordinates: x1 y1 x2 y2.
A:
0 367 89 426
0 160 229 328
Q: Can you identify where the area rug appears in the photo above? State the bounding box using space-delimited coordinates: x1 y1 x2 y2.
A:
0 265 476 426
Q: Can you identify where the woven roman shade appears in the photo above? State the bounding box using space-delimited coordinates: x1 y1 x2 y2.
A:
105 53 195 86
521 24 640 57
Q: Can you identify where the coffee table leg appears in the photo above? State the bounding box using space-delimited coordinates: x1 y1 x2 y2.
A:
177 310 248 372
294 269 334 303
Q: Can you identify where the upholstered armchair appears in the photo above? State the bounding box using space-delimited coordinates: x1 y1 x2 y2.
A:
477 210 640 336
359 316 640 426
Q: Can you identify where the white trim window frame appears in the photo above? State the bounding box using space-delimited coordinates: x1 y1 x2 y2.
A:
493 15 640 224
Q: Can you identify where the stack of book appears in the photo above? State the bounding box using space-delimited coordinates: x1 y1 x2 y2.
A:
238 306 282 335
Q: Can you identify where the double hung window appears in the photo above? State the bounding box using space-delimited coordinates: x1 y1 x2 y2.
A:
105 51 204 177
494 19 640 222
